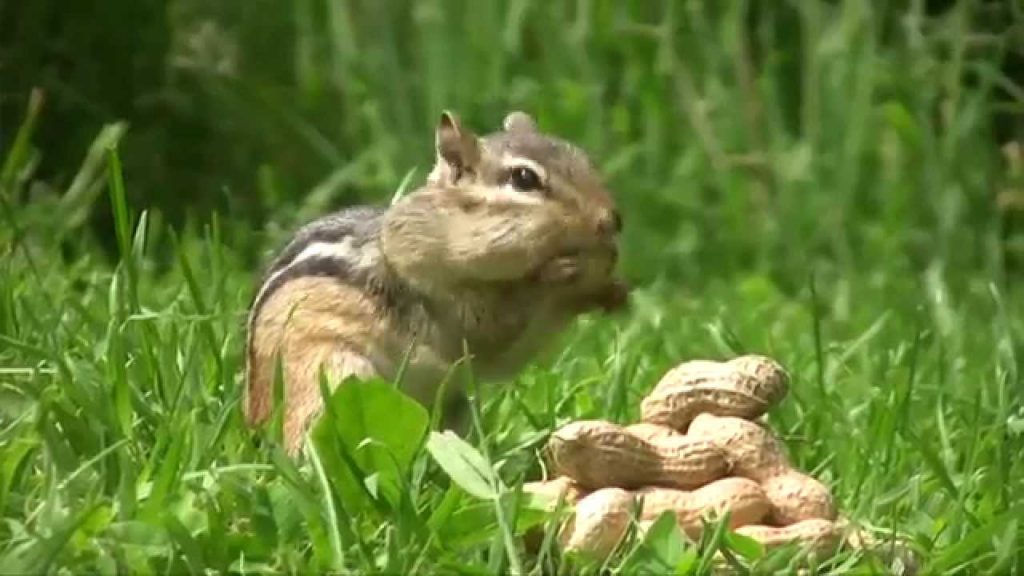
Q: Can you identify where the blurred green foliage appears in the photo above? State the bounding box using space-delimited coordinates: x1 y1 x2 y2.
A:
3 0 1022 288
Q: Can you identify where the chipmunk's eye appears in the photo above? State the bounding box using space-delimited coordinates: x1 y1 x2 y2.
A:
509 166 542 192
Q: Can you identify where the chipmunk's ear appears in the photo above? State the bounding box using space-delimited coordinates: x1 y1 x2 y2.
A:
431 110 481 185
502 111 537 133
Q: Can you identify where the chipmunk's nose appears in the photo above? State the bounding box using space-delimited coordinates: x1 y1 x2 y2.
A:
596 209 622 238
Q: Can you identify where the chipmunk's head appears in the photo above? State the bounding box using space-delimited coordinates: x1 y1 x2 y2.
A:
426 110 621 241
381 110 627 311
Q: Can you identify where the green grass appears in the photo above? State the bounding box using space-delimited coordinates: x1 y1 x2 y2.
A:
2 1 1024 574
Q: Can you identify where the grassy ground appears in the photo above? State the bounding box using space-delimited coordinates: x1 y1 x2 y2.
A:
2 1 1024 574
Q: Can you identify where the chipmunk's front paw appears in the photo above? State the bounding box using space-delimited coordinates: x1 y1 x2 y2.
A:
594 279 630 312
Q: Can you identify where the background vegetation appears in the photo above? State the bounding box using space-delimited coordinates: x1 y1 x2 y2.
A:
2 0 1023 573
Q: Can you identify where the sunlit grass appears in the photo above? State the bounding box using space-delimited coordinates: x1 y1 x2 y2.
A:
2 1 1023 574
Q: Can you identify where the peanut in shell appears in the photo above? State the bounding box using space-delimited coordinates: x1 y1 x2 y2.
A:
641 355 789 431
636 477 771 538
734 518 842 555
689 413 837 523
559 487 635 560
761 470 836 524
624 422 685 443
522 476 586 510
546 420 728 491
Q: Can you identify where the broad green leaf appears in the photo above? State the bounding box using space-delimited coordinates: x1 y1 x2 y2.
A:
643 511 688 567
434 500 498 548
723 530 765 561
425 430 501 501
311 377 429 509
674 548 700 574
618 511 687 574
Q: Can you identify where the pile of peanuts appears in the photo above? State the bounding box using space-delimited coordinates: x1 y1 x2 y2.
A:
525 355 852 562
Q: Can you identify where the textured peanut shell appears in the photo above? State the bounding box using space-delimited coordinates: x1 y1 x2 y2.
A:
654 356 788 401
522 476 586 510
559 487 635 559
734 518 841 555
651 433 730 489
641 356 789 430
761 471 836 524
547 420 662 489
689 413 837 523
547 420 728 490
624 422 685 443
642 387 773 431
687 413 789 480
725 355 790 399
636 477 771 538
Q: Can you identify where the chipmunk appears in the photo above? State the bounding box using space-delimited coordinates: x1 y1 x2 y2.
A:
244 110 629 454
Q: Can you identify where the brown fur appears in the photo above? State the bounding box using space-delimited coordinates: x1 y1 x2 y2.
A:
246 277 383 453
245 111 628 455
